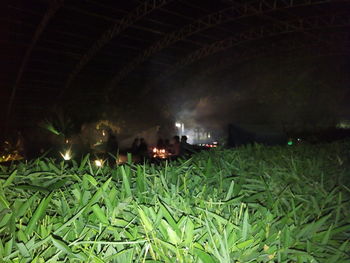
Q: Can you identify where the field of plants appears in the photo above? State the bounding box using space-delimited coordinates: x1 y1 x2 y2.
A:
0 141 349 262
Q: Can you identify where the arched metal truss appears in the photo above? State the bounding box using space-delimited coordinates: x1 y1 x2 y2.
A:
5 0 64 129
108 0 350 90
189 35 350 86
159 13 350 81
181 45 350 101
62 0 174 97
4 0 350 128
26 34 349 109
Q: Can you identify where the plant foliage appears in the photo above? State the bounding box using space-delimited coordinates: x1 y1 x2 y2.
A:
0 141 349 262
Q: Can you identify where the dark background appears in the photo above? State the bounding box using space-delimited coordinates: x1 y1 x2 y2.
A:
1 0 350 138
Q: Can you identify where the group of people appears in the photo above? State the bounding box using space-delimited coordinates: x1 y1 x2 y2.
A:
131 135 195 158
164 135 195 156
131 138 149 157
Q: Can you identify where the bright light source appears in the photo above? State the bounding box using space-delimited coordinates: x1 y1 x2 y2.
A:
337 120 350 129
65 139 69 144
208 133 211 138
102 130 106 136
288 141 293 146
60 149 72 161
175 122 181 128
152 147 170 159
94 159 103 167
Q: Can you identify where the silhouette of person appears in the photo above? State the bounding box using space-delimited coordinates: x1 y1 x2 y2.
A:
180 135 194 156
171 136 180 156
107 132 118 154
138 138 148 158
181 135 188 144
164 139 170 148
131 138 140 154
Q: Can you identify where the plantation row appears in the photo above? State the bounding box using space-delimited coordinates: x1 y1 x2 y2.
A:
0 141 349 262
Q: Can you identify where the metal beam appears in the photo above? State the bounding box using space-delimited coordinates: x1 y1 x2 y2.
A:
19 43 350 108
159 13 350 81
61 0 174 98
229 0 333 47
187 47 350 98
191 34 350 84
1 39 81 59
86 0 186 31
108 0 349 91
135 1 220 42
66 4 178 37
5 0 64 133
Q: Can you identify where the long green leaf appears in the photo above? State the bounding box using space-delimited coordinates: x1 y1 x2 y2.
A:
25 193 53 236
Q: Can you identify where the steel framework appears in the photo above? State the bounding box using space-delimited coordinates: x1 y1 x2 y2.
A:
190 34 350 85
62 0 174 97
107 0 349 90
159 13 350 80
5 0 64 131
142 43 350 100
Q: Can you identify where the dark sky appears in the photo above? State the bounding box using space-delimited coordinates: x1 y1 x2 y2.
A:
1 0 350 137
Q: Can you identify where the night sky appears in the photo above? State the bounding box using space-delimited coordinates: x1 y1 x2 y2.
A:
1 0 350 139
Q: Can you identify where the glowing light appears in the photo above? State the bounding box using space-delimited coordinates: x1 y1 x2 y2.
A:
65 139 69 144
94 159 103 167
175 122 181 128
288 141 293 146
102 130 106 136
152 148 170 159
60 149 72 160
337 120 350 129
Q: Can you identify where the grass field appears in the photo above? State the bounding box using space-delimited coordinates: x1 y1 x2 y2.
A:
0 141 349 262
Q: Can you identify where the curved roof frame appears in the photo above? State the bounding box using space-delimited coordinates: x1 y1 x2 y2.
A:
107 0 349 90
4 0 350 128
158 13 350 82
132 13 350 97
189 33 350 86
5 0 64 131
61 0 175 97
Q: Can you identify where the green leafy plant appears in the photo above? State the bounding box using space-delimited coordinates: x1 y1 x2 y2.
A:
0 141 349 262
